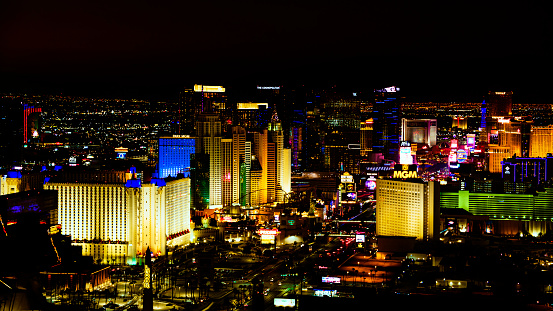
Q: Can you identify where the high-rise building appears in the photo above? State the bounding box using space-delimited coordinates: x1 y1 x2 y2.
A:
373 86 401 162
243 141 252 206
487 91 513 117
232 126 246 204
23 104 42 144
234 103 270 131
190 153 210 210
177 85 227 135
401 119 437 147
324 128 361 172
496 118 522 157
196 113 222 208
0 97 22 167
530 125 553 158
360 119 373 156
269 111 284 202
290 126 303 172
253 131 268 204
158 135 196 178
376 177 439 241
267 141 277 203
250 156 263 207
488 145 511 173
221 138 233 208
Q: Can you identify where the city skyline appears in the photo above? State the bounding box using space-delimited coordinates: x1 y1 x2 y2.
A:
2 2 553 310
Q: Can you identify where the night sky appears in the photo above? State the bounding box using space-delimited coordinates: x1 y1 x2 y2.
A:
1 1 551 101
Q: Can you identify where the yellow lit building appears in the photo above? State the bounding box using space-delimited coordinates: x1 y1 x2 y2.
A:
487 144 511 173
530 125 553 158
360 119 373 156
376 178 439 241
45 176 191 265
1 172 22 195
250 157 263 207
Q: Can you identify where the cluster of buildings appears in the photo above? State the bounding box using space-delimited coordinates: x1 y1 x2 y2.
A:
3 86 553 266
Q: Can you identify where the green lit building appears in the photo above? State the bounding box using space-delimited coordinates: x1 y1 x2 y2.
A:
441 189 553 221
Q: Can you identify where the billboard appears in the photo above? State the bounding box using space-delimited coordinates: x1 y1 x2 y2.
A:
457 149 468 163
392 164 418 179
322 277 341 284
314 289 337 297
466 134 476 148
365 177 377 190
274 298 295 307
399 141 413 165
194 84 225 92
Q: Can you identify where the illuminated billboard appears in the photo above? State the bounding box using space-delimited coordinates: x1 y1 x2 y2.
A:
259 229 280 244
258 229 280 236
194 84 225 92
322 277 341 284
365 177 377 190
237 103 268 109
449 150 457 163
274 298 295 307
457 149 467 163
375 86 400 93
399 141 413 165
355 234 365 242
314 289 337 297
392 164 418 179
341 172 354 183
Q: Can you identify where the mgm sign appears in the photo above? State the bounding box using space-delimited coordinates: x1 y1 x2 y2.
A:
393 164 419 179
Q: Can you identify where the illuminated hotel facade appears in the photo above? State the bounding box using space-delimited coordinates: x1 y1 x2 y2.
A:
44 176 191 265
487 145 511 173
441 189 553 222
376 177 439 241
530 125 553 158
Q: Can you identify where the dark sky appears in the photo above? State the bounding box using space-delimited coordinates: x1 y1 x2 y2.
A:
1 0 551 101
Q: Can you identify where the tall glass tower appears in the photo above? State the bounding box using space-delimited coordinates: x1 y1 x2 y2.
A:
373 86 401 163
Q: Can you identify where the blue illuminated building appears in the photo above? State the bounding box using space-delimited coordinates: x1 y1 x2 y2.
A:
158 136 196 178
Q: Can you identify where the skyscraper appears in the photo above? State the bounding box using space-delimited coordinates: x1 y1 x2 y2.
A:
177 85 227 135
401 119 437 147
290 126 303 172
360 119 373 157
253 130 268 204
373 86 401 163
196 113 222 208
158 135 196 178
268 110 284 202
23 104 42 144
221 138 233 208
232 126 246 204
487 91 513 117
